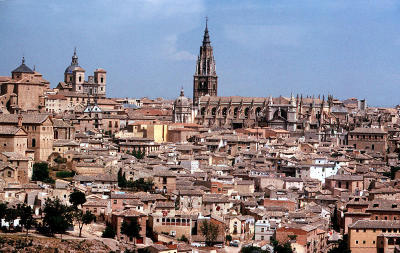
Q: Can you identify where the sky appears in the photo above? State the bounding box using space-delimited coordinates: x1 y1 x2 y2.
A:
1 0 400 107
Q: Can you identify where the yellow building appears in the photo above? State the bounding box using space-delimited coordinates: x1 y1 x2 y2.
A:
128 121 168 143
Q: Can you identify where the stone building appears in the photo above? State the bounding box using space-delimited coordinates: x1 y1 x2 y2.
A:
348 127 388 154
348 220 400 253
193 20 218 106
0 57 49 113
0 124 28 155
172 88 192 123
56 49 106 97
0 114 53 161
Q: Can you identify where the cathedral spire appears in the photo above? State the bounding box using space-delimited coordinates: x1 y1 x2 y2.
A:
193 18 217 106
180 86 185 97
202 17 210 46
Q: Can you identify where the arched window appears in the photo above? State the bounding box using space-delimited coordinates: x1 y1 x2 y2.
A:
256 107 262 116
222 107 227 117
32 138 36 147
211 107 217 116
244 108 250 119
201 107 206 116
101 77 104 83
234 108 239 117
79 76 82 82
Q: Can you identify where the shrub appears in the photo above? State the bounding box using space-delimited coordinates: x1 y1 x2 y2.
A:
56 171 75 178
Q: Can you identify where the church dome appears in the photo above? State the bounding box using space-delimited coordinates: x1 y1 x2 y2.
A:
174 88 190 107
65 48 84 73
12 57 34 74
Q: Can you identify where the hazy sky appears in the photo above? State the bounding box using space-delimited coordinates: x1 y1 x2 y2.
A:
1 0 400 106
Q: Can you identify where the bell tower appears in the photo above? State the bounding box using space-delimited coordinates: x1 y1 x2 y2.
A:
193 18 218 106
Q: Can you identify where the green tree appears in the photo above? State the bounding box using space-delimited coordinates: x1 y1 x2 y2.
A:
225 234 232 243
126 178 154 192
120 218 141 244
200 220 219 246
0 202 8 221
241 246 270 253
31 162 50 182
73 210 96 237
40 198 73 238
102 222 116 238
118 168 127 188
178 234 189 243
16 204 36 241
69 190 86 208
271 239 293 253
331 205 340 232
4 206 18 231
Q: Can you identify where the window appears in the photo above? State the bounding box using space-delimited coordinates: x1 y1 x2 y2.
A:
79 76 82 82
373 241 375 244
356 229 359 233
363 229 366 232
355 240 358 244
113 200 117 204
363 240 366 244
101 77 104 83
32 138 36 147
7 171 11 177
261 236 264 240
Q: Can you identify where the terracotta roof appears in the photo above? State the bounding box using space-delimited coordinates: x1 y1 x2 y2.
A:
0 126 25 135
349 220 400 229
0 114 50 125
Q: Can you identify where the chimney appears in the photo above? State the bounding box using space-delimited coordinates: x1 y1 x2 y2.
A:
17 114 23 128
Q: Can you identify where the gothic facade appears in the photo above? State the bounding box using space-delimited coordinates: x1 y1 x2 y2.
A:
194 95 332 130
193 20 218 106
187 21 335 131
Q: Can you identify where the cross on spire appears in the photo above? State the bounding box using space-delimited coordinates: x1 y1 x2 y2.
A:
202 16 210 46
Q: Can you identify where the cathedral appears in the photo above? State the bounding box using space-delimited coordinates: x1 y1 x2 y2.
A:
56 48 107 97
173 21 334 131
192 19 218 106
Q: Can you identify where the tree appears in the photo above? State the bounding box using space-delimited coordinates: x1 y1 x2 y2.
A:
200 220 219 246
118 168 127 188
271 239 293 253
0 202 7 221
102 222 116 238
40 198 72 238
73 210 96 237
31 162 50 182
241 246 271 253
69 190 86 208
125 178 154 192
120 218 141 244
331 205 340 232
16 204 36 241
225 234 232 244
4 206 18 231
178 234 189 243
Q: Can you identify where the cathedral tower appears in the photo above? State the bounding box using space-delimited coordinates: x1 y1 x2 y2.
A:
193 19 218 106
